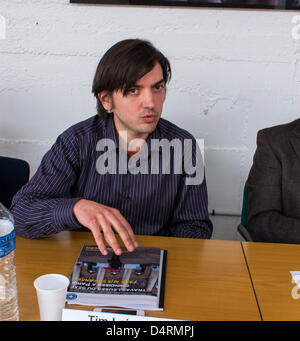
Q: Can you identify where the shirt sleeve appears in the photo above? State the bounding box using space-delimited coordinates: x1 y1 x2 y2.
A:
10 132 83 238
167 138 213 239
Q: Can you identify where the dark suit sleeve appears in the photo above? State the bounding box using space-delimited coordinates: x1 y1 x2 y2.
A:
247 129 300 243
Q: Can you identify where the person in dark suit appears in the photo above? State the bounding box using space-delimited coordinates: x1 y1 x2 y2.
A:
246 119 300 243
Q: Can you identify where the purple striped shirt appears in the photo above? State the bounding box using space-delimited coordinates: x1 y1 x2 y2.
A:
11 115 213 239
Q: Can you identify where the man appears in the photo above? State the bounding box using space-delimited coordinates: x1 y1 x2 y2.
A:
11 39 212 255
246 118 300 243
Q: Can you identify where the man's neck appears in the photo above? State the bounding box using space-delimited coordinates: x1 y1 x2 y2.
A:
118 131 148 156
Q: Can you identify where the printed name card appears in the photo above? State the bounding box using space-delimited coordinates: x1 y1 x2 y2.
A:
62 308 180 321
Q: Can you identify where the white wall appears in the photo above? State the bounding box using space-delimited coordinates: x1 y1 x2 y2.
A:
1 0 300 216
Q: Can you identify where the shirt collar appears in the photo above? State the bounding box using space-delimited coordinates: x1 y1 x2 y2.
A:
145 123 161 154
104 114 162 156
105 115 119 148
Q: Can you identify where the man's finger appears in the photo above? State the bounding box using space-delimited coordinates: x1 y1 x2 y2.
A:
103 210 136 252
108 208 138 249
88 219 108 255
98 214 123 255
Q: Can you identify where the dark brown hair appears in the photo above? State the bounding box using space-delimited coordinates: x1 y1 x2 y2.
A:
92 39 171 120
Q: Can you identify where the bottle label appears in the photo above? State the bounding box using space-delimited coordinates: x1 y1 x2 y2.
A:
0 230 16 258
0 275 5 299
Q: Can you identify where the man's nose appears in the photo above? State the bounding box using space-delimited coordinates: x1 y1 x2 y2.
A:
142 89 155 108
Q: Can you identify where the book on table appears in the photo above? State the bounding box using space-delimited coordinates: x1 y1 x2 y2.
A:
66 245 167 311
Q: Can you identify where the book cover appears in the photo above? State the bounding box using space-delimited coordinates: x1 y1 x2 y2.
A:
66 245 167 310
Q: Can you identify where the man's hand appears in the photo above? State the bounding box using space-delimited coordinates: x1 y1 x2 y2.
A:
72 199 138 255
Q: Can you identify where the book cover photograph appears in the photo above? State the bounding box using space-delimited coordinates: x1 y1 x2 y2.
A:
66 245 167 310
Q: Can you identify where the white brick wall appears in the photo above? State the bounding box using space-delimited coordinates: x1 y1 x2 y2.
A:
1 0 299 217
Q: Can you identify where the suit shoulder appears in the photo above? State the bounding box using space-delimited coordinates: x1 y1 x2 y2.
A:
258 119 300 141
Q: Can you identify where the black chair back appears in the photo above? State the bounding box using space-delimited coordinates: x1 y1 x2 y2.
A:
0 156 30 209
237 183 253 242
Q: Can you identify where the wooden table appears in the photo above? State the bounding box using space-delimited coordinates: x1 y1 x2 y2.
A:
242 241 300 321
15 232 261 321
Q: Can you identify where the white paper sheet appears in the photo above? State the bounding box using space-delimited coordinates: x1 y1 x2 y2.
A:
290 271 300 287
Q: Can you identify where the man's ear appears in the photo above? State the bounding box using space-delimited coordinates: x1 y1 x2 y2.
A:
98 91 112 111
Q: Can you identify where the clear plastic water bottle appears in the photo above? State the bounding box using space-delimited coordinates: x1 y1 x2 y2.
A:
0 203 19 321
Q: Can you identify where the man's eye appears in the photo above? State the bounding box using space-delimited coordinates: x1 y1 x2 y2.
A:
128 88 138 95
155 84 165 91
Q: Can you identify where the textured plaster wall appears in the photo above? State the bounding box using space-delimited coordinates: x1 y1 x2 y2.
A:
1 0 300 217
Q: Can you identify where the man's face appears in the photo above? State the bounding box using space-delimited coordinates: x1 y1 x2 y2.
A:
102 62 166 143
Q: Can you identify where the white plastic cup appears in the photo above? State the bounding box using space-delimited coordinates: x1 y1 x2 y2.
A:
34 273 70 321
